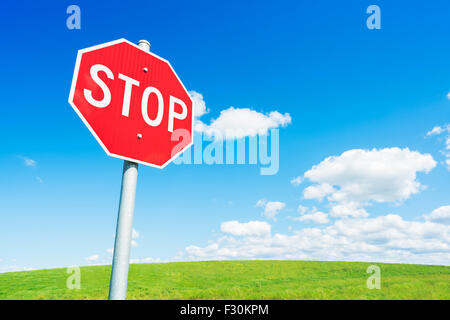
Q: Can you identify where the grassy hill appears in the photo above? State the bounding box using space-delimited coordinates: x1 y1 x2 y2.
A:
0 260 448 300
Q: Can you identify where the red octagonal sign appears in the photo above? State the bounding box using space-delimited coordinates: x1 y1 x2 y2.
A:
68 39 193 168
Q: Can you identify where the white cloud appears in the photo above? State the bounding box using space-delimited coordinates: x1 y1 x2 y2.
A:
424 206 450 225
329 202 369 218
303 148 436 212
290 176 303 187
292 206 330 224
256 199 286 220
220 220 271 237
426 125 447 137
182 212 450 265
296 211 330 224
190 90 291 140
85 254 99 262
106 248 114 254
22 157 36 167
0 266 37 274
189 90 208 118
129 229 140 247
303 183 335 202
130 257 161 264
425 124 450 170
447 92 450 100
297 205 308 215
196 107 291 140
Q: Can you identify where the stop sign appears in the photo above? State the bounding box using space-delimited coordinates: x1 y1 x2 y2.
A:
68 39 193 168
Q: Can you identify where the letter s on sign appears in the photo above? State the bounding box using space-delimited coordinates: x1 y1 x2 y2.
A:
84 64 114 108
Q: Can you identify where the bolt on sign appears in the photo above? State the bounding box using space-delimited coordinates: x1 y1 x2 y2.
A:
68 38 193 168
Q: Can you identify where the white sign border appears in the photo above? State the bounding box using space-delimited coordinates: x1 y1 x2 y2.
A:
68 38 194 169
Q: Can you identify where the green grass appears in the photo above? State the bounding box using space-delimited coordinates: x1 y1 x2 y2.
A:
0 261 449 299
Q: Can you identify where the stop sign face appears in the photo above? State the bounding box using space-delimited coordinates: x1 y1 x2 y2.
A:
68 39 193 168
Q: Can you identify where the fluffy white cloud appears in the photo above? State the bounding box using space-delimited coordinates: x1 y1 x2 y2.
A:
85 254 99 262
303 183 335 202
196 107 291 140
447 92 450 100
329 202 369 218
296 211 330 224
256 199 286 220
290 176 303 187
182 213 450 265
292 206 330 224
190 90 291 140
303 148 436 211
220 220 271 237
424 206 450 225
189 90 208 118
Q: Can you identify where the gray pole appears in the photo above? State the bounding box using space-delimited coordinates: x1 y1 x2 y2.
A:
108 40 150 300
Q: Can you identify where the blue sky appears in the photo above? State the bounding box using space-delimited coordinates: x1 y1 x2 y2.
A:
1 0 449 272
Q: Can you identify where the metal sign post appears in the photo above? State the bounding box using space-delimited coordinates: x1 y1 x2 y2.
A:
108 40 150 300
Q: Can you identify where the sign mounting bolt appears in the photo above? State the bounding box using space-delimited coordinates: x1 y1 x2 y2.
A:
143 67 148 73
137 133 142 139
